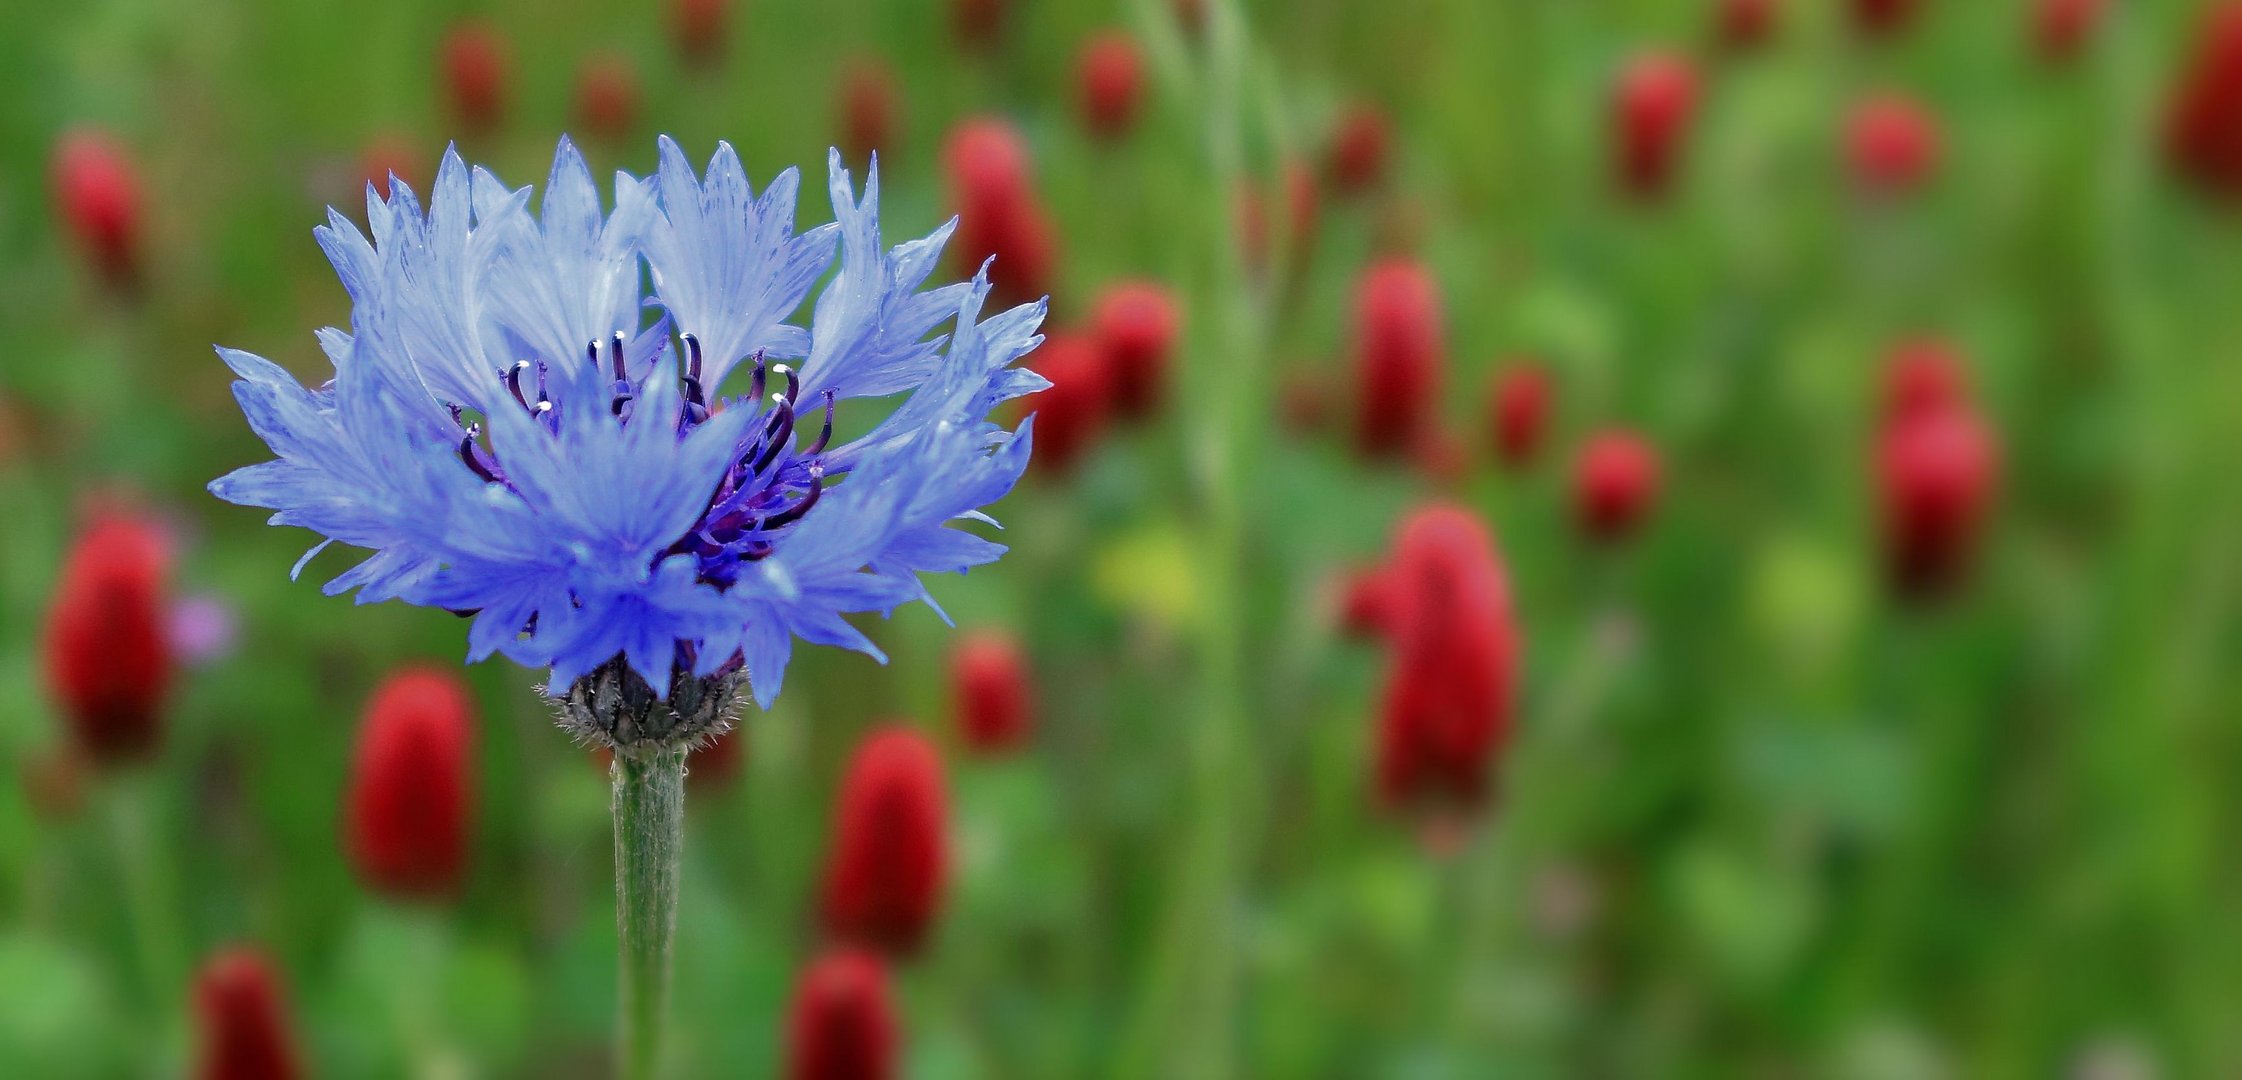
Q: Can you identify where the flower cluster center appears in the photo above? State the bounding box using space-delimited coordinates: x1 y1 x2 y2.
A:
448 332 839 587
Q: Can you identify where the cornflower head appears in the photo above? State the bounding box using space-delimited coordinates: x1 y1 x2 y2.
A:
209 137 1047 743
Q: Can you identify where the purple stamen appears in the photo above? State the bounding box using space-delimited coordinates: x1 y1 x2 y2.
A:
679 337 710 426
597 334 636 420
805 389 837 456
506 361 534 410
663 352 841 583
756 468 825 531
457 424 503 484
751 397 796 475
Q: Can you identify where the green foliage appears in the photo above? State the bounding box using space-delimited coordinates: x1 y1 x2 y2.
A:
2 0 2239 1075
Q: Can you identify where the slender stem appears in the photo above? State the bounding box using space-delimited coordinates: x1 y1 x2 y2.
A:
612 743 688 1080
380 904 449 1077
105 774 182 1012
1119 2 1260 1074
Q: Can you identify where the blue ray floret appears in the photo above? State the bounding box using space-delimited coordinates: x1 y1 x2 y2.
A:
210 137 1047 708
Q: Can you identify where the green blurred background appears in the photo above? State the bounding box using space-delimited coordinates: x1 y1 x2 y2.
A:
5 0 2241 1075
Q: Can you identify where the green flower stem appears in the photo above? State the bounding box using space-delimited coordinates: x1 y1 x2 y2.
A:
1120 2 1263 1074
612 743 688 1080
105 775 182 1013
380 904 450 1074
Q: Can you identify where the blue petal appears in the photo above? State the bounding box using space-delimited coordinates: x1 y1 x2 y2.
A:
643 137 839 393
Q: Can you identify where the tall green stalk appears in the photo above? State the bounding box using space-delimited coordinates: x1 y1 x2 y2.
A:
1118 1 1265 1075
611 743 688 1080
105 776 182 1013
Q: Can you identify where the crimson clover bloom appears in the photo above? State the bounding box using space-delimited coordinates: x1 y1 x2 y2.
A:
949 629 1034 754
347 667 476 902
787 948 900 1080
193 947 305 1080
210 138 1046 718
819 724 950 958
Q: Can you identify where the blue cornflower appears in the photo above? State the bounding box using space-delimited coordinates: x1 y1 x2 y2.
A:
210 137 1046 711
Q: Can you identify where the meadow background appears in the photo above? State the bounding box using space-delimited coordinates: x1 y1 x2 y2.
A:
4 0 2242 1075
